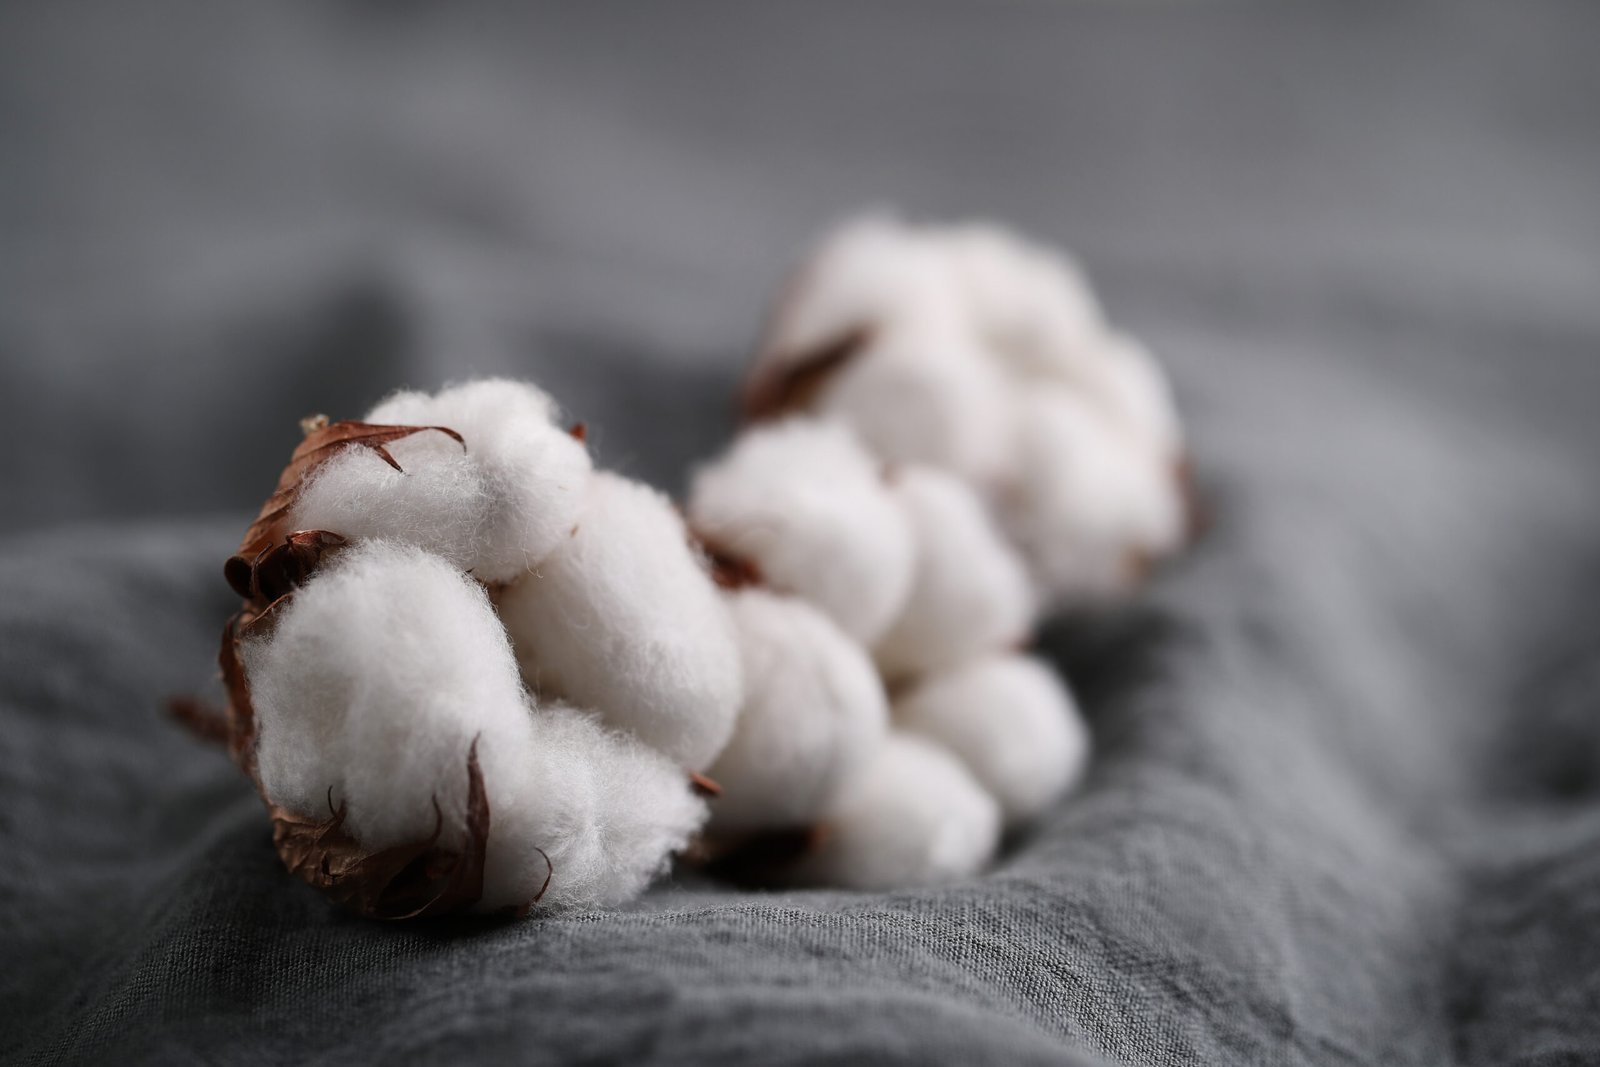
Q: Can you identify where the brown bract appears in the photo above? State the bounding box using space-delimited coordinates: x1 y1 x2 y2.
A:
740 326 872 422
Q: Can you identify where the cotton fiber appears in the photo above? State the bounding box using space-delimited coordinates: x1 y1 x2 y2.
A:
352 378 595 581
496 471 743 771
873 467 1034 682
242 539 705 911
789 731 1001 889
688 418 915 645
810 310 1017 487
706 588 889 831
1001 385 1186 602
893 654 1089 824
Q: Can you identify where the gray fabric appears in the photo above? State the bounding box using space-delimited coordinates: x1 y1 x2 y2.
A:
3 1 1599 1064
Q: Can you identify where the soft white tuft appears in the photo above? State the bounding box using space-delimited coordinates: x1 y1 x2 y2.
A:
687 418 915 644
893 654 1089 824
288 429 492 576
707 588 889 831
496 471 743 771
1001 385 1185 603
874 467 1035 682
789 731 1001 889
242 540 706 911
360 378 595 582
812 310 1017 487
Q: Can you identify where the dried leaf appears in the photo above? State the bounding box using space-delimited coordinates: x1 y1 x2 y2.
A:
694 537 763 591
741 325 871 421
270 738 497 920
225 420 465 599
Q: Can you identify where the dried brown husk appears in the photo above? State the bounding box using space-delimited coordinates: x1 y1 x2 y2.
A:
740 325 872 421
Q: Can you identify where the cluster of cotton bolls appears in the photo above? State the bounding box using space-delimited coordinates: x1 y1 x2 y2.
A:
224 216 1186 916
242 379 743 912
686 419 1089 889
744 215 1192 605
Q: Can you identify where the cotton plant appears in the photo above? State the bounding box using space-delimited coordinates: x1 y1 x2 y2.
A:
186 217 1192 918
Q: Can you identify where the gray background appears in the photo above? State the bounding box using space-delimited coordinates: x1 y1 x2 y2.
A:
2 1 1599 1064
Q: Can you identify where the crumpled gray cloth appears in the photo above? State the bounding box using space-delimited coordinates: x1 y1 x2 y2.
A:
3 1 1599 1064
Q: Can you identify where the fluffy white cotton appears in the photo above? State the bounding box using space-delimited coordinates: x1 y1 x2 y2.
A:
337 378 593 582
788 731 1001 890
811 309 1017 487
288 428 492 575
496 471 742 771
1001 385 1186 603
706 588 889 831
760 214 949 364
242 539 706 911
893 654 1089 824
873 467 1034 682
687 418 915 644
935 221 1106 382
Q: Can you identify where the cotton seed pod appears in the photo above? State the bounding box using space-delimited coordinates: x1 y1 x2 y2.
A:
808 309 1018 487
933 221 1107 384
873 467 1035 683
243 539 706 912
788 731 1001 890
348 378 595 582
496 471 742 771
706 588 890 832
892 654 1089 824
687 417 915 645
1000 385 1186 604
287 427 493 577
757 214 949 369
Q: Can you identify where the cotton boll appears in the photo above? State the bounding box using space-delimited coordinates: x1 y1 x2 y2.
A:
1095 332 1185 462
1001 386 1186 603
288 430 492 574
707 588 889 832
243 540 707 912
496 471 742 771
788 731 1001 890
873 467 1034 682
935 222 1107 382
893 655 1089 824
365 378 594 581
760 214 952 365
811 310 1017 487
243 539 530 848
483 703 707 911
687 418 915 644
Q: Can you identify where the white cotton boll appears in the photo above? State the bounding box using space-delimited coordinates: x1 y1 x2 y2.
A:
1096 332 1185 461
760 214 953 364
873 467 1034 682
789 731 1001 890
364 378 594 582
243 540 530 848
811 310 1017 487
893 655 1089 824
1001 386 1186 603
935 222 1107 381
496 471 742 771
687 418 915 644
706 588 889 832
243 540 706 912
288 429 492 575
483 703 707 911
